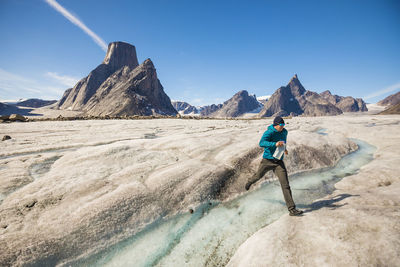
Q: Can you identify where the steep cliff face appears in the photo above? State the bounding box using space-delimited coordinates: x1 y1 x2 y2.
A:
102 42 139 70
259 75 342 117
56 41 177 116
320 90 368 112
83 59 177 116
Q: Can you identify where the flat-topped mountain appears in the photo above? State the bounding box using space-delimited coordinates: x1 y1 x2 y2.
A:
259 75 342 117
103 41 139 70
56 42 177 116
320 90 367 112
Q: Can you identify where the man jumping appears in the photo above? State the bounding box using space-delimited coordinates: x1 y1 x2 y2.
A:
245 116 303 216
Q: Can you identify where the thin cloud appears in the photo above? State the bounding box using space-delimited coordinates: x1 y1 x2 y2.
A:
0 68 64 100
44 0 108 51
45 71 79 87
363 82 400 100
0 69 42 95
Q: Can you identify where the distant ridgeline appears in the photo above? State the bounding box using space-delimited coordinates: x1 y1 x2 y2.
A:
0 99 57 116
173 75 367 118
48 41 369 118
14 99 57 108
258 74 367 117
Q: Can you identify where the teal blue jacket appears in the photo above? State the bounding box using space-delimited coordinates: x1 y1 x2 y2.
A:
259 124 288 159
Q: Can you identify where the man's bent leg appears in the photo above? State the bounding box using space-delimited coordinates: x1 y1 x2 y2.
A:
245 158 274 190
274 160 296 210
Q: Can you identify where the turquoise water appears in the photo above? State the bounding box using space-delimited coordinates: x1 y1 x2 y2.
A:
72 139 376 267
316 128 328 135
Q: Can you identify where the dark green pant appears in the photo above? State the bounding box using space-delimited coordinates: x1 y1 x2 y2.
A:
248 158 296 210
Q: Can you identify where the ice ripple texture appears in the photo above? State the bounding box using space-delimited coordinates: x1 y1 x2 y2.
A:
74 139 375 267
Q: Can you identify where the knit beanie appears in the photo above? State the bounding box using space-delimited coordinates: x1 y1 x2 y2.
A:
273 116 285 126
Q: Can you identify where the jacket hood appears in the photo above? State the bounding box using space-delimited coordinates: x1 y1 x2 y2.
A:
268 124 278 132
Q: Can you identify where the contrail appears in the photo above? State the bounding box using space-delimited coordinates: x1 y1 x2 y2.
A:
44 0 108 51
363 82 400 100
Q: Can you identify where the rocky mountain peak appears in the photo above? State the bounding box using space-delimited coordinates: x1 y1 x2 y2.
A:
102 42 139 71
57 42 177 116
141 58 155 69
232 90 249 99
208 90 261 117
172 101 200 115
258 75 342 117
320 90 332 96
287 74 306 97
319 90 368 112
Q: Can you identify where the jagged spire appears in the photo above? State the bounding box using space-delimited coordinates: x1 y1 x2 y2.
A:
287 74 305 97
290 74 298 82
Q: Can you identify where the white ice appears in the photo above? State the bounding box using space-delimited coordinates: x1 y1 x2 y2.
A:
0 114 398 266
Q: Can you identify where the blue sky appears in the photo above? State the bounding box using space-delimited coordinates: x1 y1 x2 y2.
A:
0 0 399 105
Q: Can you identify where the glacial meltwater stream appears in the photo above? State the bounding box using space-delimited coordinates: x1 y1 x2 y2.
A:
73 139 375 267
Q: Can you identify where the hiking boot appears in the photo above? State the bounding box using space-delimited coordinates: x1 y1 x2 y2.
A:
289 208 304 216
245 182 252 191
